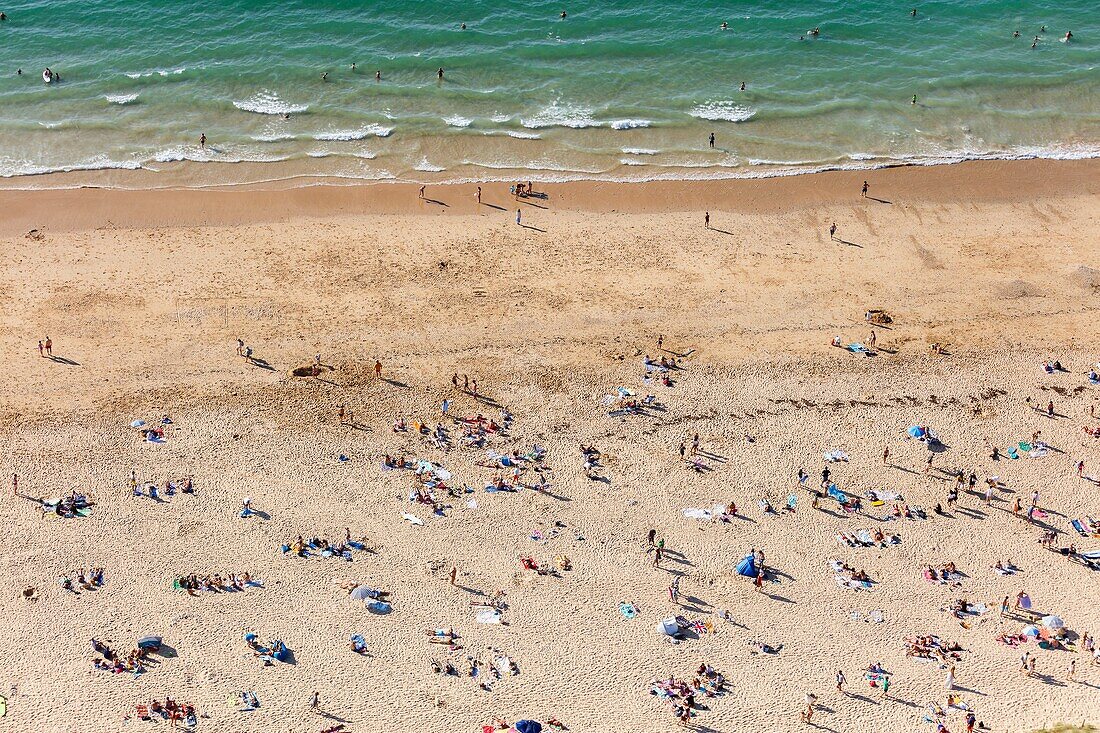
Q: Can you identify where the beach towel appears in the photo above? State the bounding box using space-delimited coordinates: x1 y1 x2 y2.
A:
401 513 424 526
1080 550 1100 560
476 609 502 624
1071 519 1089 537
619 602 638 619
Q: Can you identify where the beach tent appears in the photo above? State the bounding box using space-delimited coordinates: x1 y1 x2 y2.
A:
735 554 757 578
656 617 679 636
137 636 162 651
515 721 542 733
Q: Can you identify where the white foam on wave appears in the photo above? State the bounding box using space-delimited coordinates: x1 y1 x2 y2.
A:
0 154 143 178
105 93 140 105
506 131 541 140
313 124 393 141
151 146 290 165
621 147 659 155
521 101 599 129
490 113 512 123
443 115 473 128
689 101 755 122
233 91 309 116
124 67 185 79
414 157 445 172
251 133 298 143
609 119 652 130
619 158 648 166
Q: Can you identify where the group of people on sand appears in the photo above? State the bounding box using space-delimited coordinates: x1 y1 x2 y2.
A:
649 663 727 724
176 571 259 595
59 567 105 593
91 638 154 675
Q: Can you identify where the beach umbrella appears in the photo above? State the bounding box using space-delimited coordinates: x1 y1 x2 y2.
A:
130 419 146 428
515 721 542 733
349 586 373 601
907 426 925 438
1041 615 1065 630
1022 625 1040 637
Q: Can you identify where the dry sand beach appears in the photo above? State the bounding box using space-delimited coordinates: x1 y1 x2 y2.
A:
2 159 1100 733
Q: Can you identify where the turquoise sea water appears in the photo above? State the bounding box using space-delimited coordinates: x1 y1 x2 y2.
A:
0 0 1097 187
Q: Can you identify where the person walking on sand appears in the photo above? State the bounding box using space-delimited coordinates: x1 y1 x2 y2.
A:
925 453 934 474
38 340 44 357
678 441 686 460
881 674 891 699
882 446 890 464
236 338 244 356
861 181 869 197
691 432 700 456
704 211 710 229
449 565 457 586
829 222 837 241
1068 658 1077 682
452 373 458 390
337 405 346 425
310 691 320 712
44 336 52 357
754 570 764 592
709 132 715 148
1077 460 1085 477
374 360 382 379
476 186 481 206
836 670 846 693
516 209 522 226
441 398 450 416
868 330 876 349
471 379 478 400
12 472 18 497
1047 400 1054 417
653 545 663 568
200 133 206 149
419 185 425 200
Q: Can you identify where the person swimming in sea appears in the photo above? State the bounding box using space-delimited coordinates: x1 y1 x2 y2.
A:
740 81 746 91
560 11 567 19
720 22 728 30
1063 31 1072 42
437 67 444 79
911 8 917 16
375 70 381 81
809 27 820 37
911 94 917 105
351 62 356 71
1013 30 1020 38
460 22 466 30
321 71 328 81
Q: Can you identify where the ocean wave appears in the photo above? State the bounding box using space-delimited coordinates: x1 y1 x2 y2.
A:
151 146 290 164
0 154 142 178
105 93 140 105
251 133 298 143
313 124 393 141
506 131 541 139
689 101 755 122
619 158 648 166
490 113 512 123
414 157 445 172
124 67 185 79
609 119 652 130
232 91 309 116
621 147 659 155
521 102 598 129
443 115 473 128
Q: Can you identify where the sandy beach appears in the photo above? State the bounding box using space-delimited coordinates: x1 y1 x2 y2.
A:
2 159 1100 733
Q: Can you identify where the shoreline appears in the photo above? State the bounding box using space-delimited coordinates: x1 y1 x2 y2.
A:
0 157 1097 237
